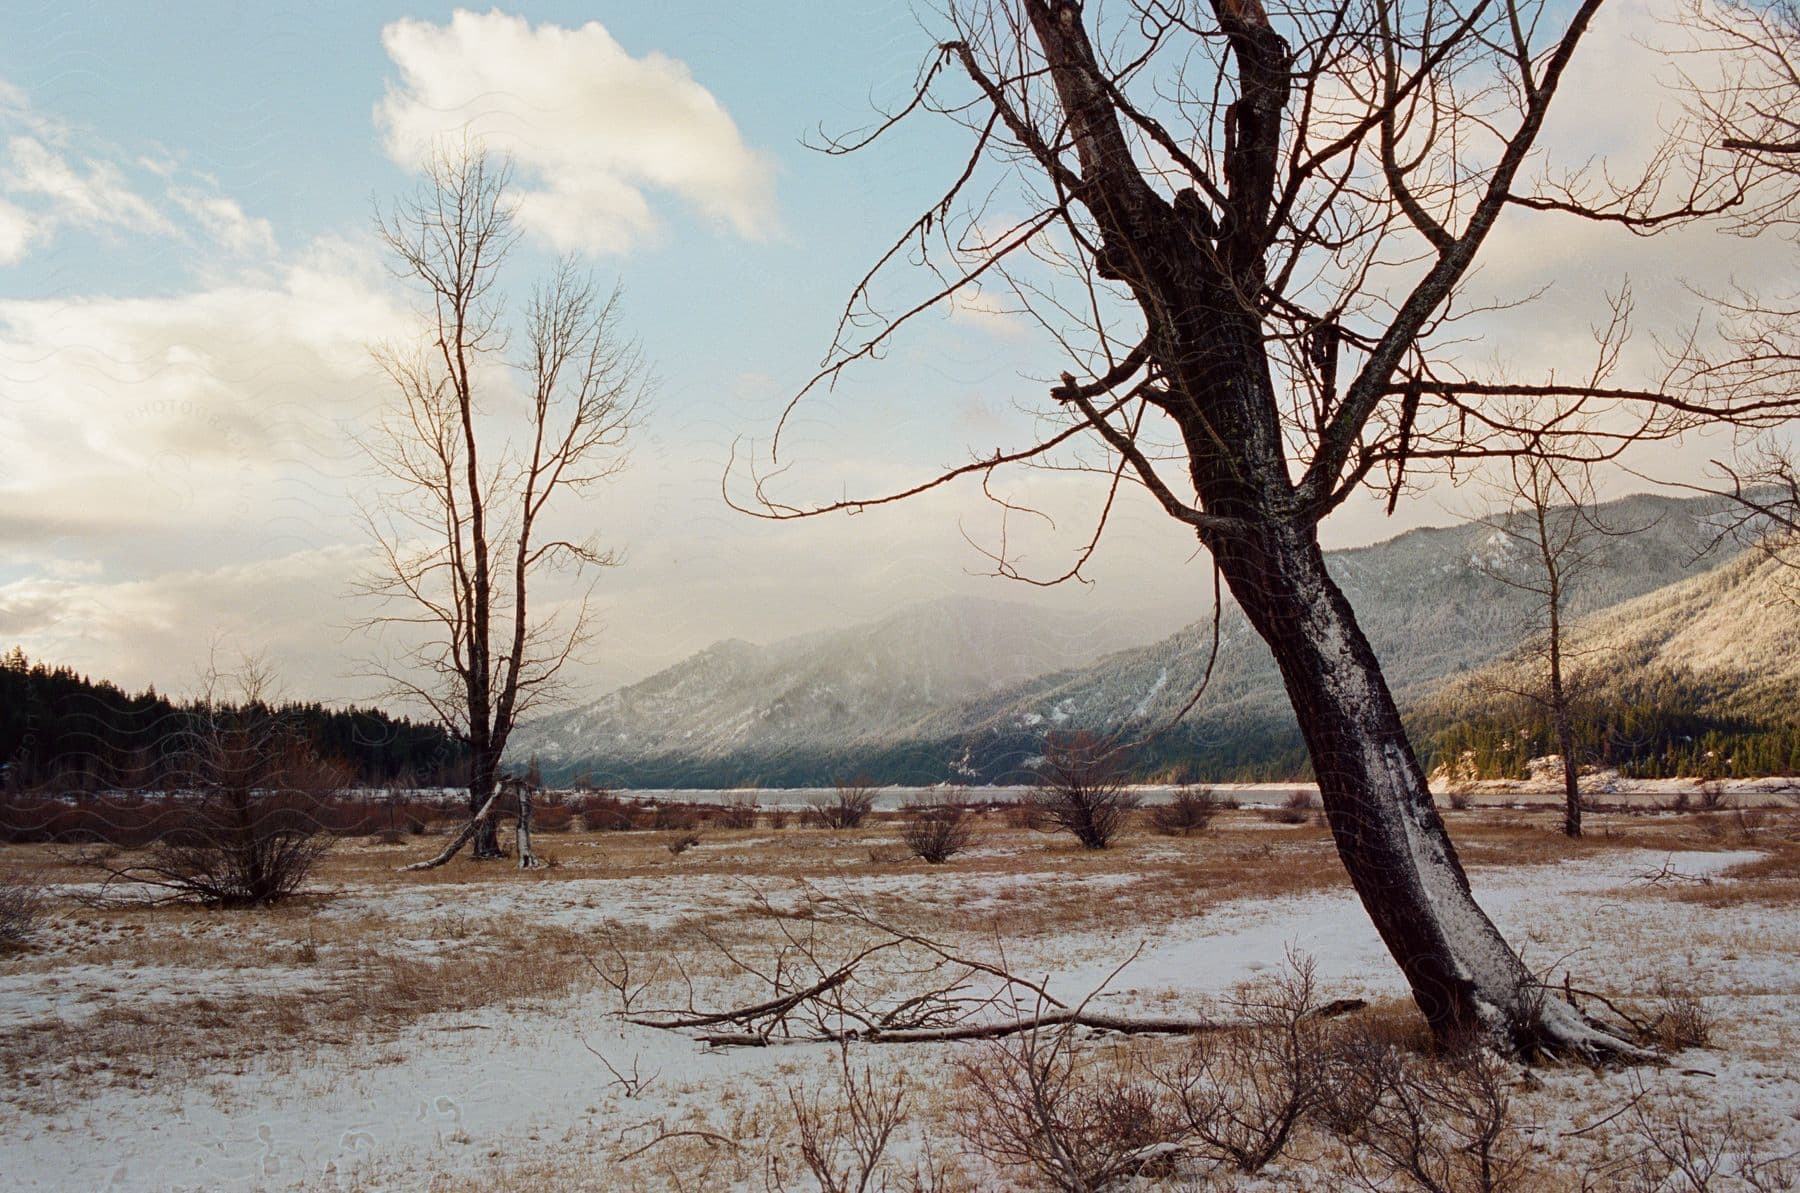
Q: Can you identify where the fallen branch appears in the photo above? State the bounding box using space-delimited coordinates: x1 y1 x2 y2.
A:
682 1009 1227 1047
615 1128 742 1163
1632 857 1715 888
613 883 1369 1048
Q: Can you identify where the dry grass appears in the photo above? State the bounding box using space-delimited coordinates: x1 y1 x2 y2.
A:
2 799 1793 1184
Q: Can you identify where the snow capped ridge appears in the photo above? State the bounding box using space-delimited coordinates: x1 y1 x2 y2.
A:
512 490 1749 785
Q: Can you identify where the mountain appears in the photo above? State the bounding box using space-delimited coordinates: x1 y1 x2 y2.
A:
917 490 1752 782
519 491 1754 787
510 597 1143 784
1409 546 1800 778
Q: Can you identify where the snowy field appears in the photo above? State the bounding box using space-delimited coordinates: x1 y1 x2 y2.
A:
2 805 1796 1190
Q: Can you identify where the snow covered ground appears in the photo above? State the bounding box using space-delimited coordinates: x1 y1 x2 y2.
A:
2 830 1796 1190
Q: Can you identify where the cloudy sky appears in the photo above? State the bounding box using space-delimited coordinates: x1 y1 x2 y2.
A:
0 1 1782 708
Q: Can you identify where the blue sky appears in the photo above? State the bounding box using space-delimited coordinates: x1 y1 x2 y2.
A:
0 2 1779 705
0 3 1177 702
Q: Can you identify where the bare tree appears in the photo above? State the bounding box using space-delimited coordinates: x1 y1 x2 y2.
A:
738 0 1788 1053
358 143 647 862
1470 449 1623 837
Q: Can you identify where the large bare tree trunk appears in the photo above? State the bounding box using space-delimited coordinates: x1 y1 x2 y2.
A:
1215 519 1632 1055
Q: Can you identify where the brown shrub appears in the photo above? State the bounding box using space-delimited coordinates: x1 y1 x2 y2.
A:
1030 732 1140 850
955 1027 1178 1192
900 802 977 863
1159 953 1332 1172
1324 1037 1535 1193
0 869 45 949
807 780 877 830
1147 786 1226 836
715 796 759 829
1260 790 1319 825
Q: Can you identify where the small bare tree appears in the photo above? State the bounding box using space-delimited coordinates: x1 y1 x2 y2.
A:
1471 449 1624 837
358 143 646 863
1030 731 1139 850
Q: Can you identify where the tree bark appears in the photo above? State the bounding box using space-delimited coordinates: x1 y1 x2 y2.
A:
1212 517 1634 1056
468 752 502 860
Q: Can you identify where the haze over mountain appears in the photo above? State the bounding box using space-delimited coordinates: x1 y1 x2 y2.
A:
510 597 1145 783
516 491 1755 786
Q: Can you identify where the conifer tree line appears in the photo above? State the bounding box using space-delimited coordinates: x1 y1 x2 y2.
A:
0 647 465 794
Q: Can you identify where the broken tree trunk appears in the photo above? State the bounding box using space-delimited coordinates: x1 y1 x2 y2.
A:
401 786 506 872
516 783 542 869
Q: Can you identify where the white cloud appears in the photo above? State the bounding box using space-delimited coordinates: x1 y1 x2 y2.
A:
376 10 774 254
0 196 33 263
0 86 283 264
0 545 378 702
0 246 405 564
169 187 277 256
4 134 170 236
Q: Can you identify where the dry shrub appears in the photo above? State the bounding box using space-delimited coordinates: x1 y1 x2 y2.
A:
0 869 45 949
575 791 641 832
1148 786 1226 836
83 707 338 907
652 802 700 831
1590 1080 1799 1193
532 803 575 833
1323 1035 1534 1193
1159 953 1332 1172
1732 808 1772 842
955 1026 1178 1192
808 779 878 830
1001 799 1045 830
778 1045 909 1193
1697 780 1730 811
1641 976 1712 1052
765 807 792 830
1030 731 1140 850
715 796 759 830
1261 790 1319 825
900 802 977 863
